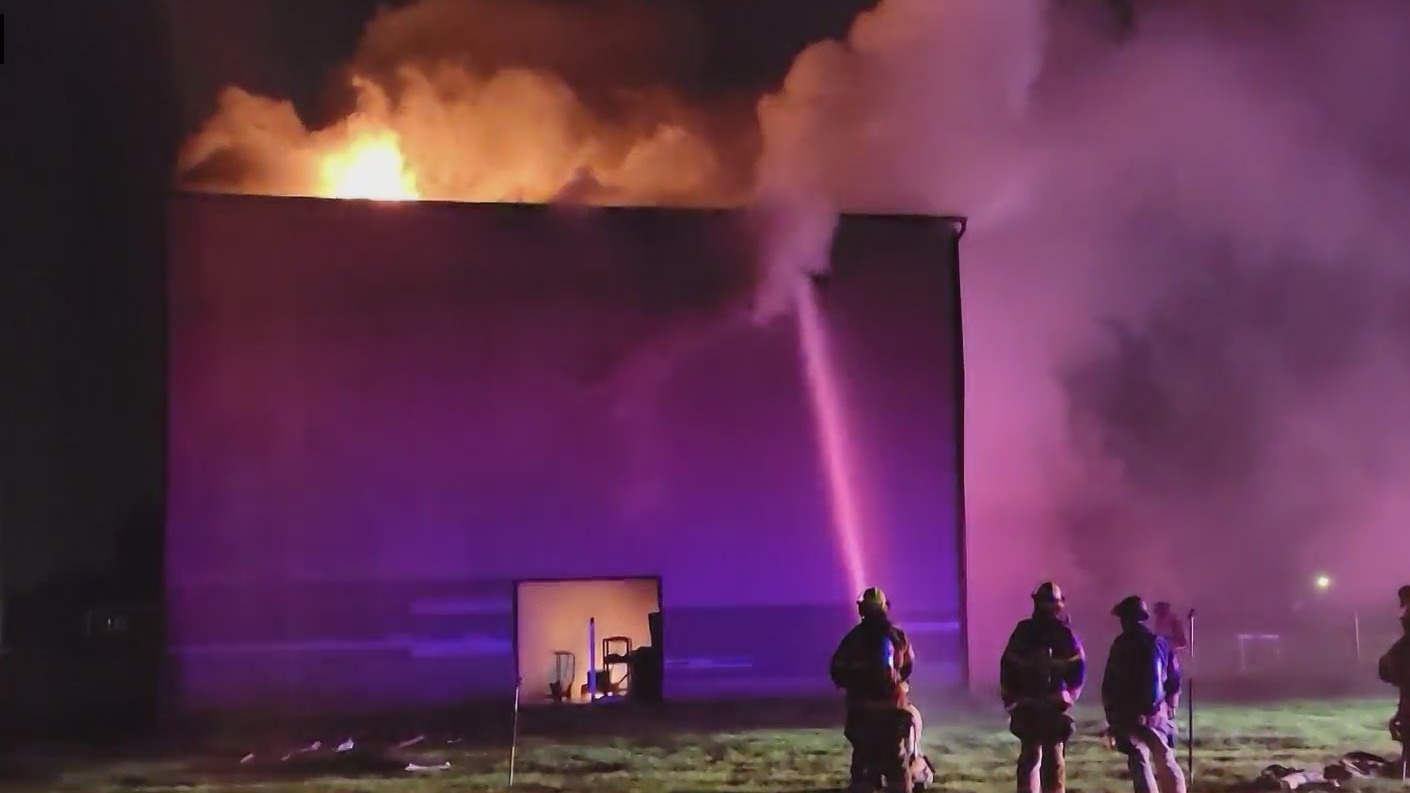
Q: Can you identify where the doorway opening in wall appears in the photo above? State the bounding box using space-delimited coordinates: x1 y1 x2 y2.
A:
513 576 663 706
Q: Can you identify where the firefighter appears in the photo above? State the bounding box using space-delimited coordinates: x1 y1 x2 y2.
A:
1102 596 1187 793
1150 602 1188 653
1001 582 1087 793
830 586 915 793
1378 595 1410 775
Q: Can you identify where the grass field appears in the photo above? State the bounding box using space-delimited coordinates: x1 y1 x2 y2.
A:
17 699 1407 793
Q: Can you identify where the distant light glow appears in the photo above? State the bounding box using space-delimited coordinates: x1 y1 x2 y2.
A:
795 280 868 598
1314 574 1332 591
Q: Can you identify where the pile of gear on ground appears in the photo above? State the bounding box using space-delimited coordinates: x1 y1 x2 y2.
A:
1257 750 1405 791
235 733 453 775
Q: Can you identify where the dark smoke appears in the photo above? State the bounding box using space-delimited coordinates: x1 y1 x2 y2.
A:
1062 254 1407 604
348 0 707 90
1043 1 1410 611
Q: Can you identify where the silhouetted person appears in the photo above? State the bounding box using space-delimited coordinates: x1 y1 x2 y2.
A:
1379 600 1410 773
830 587 915 793
1398 586 1410 617
1109 0 1137 37
1103 596 1187 793
1150 602 1188 653
1001 582 1087 793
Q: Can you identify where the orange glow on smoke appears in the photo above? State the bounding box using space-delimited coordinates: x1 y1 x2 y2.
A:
318 131 421 202
177 71 738 206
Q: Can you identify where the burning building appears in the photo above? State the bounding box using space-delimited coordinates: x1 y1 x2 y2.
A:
158 0 972 714
167 191 967 713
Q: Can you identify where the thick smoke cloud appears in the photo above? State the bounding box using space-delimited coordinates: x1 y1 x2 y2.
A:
177 0 750 205
761 0 1410 677
756 0 1060 676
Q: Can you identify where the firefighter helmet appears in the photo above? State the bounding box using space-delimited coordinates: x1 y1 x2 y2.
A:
1032 581 1065 604
1112 595 1150 622
858 586 889 610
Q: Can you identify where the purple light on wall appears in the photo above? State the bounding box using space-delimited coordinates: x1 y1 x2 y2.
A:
165 195 964 711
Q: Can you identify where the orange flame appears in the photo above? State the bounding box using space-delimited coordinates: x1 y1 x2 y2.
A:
177 66 742 206
318 130 420 201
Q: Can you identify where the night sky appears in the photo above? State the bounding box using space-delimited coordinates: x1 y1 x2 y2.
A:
1 0 879 645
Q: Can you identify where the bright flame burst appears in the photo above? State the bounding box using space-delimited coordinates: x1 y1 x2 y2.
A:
318 131 421 201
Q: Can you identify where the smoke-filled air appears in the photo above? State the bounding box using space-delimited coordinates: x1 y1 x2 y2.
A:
182 0 1410 678
766 0 1410 674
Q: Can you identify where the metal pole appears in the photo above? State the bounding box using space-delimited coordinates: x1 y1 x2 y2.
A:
1186 609 1196 784
1353 610 1361 664
509 675 522 786
946 217 971 691
588 617 597 702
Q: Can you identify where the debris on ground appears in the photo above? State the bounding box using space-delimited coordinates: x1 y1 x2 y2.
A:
280 740 322 762
232 734 461 777
1258 764 1336 791
1256 751 1407 790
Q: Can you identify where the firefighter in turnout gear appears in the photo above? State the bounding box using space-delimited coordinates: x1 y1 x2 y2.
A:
1379 594 1410 773
831 587 916 793
1101 596 1187 793
1000 582 1087 793
1150 602 1188 653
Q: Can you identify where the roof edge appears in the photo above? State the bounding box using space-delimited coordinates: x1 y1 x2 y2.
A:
170 189 967 226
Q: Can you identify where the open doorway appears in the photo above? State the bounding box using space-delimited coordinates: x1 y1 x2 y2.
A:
514 577 662 705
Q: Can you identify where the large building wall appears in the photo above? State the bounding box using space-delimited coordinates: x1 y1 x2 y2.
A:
167 194 963 713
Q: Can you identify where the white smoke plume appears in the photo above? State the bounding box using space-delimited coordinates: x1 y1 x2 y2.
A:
757 0 1410 679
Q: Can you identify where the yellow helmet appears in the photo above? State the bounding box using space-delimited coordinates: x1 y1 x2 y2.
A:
858 587 888 609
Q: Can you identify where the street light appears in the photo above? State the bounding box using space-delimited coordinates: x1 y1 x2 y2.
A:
1312 573 1360 663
